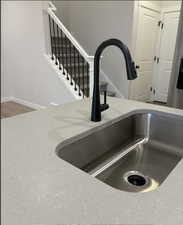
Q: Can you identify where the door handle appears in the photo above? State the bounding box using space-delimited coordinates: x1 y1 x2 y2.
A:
136 65 140 69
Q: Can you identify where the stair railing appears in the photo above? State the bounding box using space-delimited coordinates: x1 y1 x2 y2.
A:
47 2 94 98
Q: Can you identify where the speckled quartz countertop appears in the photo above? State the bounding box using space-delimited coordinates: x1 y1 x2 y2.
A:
2 98 183 225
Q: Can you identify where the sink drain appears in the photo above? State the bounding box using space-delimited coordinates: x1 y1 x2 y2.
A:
123 171 149 187
127 174 146 186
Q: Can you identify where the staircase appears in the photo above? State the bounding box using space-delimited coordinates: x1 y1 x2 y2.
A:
46 2 116 99
51 36 90 97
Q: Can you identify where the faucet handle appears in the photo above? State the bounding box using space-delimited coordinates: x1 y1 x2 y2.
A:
100 89 109 112
99 81 109 111
100 102 109 112
104 90 107 104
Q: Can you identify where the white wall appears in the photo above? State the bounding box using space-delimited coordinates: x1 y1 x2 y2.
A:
140 1 162 11
1 1 75 107
54 1 135 98
139 1 181 11
52 1 70 28
161 1 182 9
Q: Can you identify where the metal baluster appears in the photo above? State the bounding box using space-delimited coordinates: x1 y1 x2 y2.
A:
58 28 62 70
60 30 65 75
69 40 73 85
86 63 89 97
51 19 56 61
82 57 85 98
65 36 69 80
73 48 77 91
52 20 58 65
77 52 81 96
48 15 54 60
56 24 60 67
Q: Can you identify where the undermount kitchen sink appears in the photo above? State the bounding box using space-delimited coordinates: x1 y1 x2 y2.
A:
56 110 183 193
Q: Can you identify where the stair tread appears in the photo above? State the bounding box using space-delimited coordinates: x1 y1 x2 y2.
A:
52 36 69 40
67 63 88 67
57 53 81 57
74 74 89 80
78 83 89 88
52 45 75 49
66 70 89 77
72 77 88 85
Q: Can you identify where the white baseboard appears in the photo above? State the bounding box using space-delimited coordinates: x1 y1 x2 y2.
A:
1 96 14 103
1 96 45 110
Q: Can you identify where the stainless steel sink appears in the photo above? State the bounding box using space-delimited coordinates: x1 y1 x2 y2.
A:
56 111 183 193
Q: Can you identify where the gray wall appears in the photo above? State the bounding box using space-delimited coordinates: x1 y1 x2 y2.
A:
52 1 70 28
167 1 183 109
1 1 75 106
54 1 135 98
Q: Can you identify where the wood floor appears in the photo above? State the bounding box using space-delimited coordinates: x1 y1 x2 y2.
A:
1 101 35 119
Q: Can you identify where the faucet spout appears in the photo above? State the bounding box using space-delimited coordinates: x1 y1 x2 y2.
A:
91 39 137 122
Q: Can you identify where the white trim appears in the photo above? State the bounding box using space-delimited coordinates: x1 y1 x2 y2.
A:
1 97 45 110
129 1 162 100
129 1 140 99
1 97 14 103
139 1 161 13
12 98 46 110
140 5 161 13
153 9 181 103
47 7 94 64
48 1 56 11
161 6 181 13
129 1 181 101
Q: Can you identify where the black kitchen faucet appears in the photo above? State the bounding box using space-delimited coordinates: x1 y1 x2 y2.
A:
91 39 137 122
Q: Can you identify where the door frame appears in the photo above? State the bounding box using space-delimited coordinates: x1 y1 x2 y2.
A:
152 7 181 102
129 2 181 101
129 1 161 100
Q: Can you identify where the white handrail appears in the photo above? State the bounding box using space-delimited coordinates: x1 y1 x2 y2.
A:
47 6 94 65
48 1 56 11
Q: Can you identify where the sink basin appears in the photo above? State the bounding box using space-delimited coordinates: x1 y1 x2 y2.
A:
56 110 183 193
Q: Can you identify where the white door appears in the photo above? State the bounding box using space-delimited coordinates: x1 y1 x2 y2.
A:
131 6 160 101
154 11 180 102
